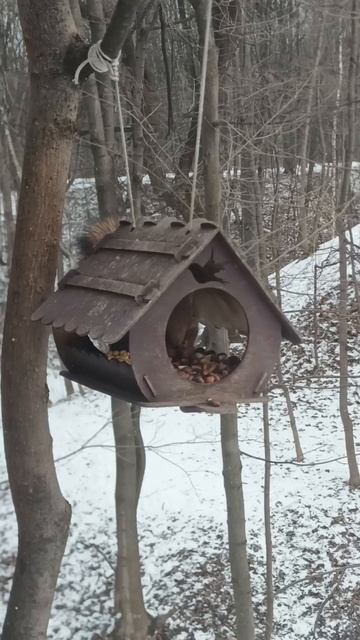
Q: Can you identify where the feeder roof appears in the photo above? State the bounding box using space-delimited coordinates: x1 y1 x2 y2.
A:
32 217 301 345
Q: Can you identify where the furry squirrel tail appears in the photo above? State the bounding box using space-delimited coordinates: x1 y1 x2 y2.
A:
78 216 120 256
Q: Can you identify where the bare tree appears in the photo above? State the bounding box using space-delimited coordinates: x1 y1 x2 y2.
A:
335 0 360 488
86 0 119 215
0 139 15 270
1 2 78 637
112 400 149 640
190 3 255 638
297 17 325 253
263 402 273 640
79 2 151 630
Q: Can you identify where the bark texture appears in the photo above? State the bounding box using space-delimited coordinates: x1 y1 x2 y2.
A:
1 2 79 638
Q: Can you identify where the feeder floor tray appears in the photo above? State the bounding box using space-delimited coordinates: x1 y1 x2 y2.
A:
61 370 267 413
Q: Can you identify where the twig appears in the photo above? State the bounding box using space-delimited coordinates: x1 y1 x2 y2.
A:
276 563 360 596
313 569 346 639
80 540 115 573
54 420 111 463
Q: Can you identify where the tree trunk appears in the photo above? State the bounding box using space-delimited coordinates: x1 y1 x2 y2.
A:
87 0 118 193
297 19 325 254
84 15 149 626
278 377 303 463
112 398 149 640
85 74 119 217
332 24 344 227
0 3 79 637
189 4 255 636
221 413 256 640
0 106 22 190
336 0 360 488
263 403 273 640
191 0 221 220
0 150 16 272
272 165 304 462
240 148 259 270
1 1 142 637
57 252 75 397
131 16 150 221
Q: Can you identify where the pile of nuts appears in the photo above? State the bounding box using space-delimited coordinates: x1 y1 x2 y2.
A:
172 348 240 384
106 350 132 365
105 347 240 387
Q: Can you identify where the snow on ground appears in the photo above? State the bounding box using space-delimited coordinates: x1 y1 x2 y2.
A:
1 228 360 639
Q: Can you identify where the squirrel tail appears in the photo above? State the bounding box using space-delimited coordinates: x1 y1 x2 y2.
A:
78 216 120 256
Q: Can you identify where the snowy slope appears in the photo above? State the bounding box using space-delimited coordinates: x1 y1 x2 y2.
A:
0 227 360 639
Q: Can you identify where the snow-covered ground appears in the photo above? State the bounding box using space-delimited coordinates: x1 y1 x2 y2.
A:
0 228 360 639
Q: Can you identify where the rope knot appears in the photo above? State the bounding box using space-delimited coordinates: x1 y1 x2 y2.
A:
73 40 120 85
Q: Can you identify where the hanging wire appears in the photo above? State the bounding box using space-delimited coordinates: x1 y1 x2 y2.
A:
189 0 213 229
112 69 136 227
73 41 136 227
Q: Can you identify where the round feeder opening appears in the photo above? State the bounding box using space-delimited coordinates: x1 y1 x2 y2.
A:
166 289 249 385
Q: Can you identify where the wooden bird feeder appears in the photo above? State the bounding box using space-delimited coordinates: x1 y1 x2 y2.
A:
32 217 300 413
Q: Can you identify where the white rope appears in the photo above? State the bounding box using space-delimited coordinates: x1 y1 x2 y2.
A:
189 0 213 229
73 41 136 227
113 76 136 227
73 42 116 85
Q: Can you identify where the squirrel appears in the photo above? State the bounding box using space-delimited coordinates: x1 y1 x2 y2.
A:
78 215 121 256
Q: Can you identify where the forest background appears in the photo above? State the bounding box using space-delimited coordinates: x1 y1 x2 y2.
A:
0 1 360 639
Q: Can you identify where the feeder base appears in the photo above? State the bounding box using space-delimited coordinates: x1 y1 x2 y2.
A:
60 370 267 413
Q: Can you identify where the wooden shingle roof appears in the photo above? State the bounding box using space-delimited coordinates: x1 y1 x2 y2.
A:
32 217 301 345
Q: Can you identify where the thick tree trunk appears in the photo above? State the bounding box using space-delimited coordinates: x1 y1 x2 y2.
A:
0 3 79 636
1 1 143 637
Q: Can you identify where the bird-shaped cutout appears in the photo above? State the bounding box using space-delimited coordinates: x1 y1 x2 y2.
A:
188 249 227 284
